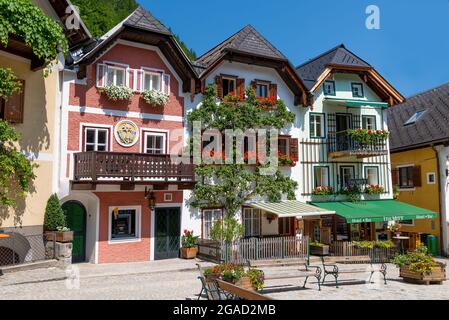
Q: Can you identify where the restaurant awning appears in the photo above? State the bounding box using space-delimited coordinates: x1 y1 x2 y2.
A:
249 200 335 218
310 200 437 224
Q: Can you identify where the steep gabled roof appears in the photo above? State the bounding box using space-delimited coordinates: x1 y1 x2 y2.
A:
388 82 449 151
70 6 197 92
296 44 371 90
195 25 287 73
295 44 404 105
193 25 310 106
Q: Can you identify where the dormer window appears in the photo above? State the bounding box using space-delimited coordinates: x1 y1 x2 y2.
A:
222 77 236 96
323 80 336 96
404 110 426 126
107 66 126 86
351 83 364 98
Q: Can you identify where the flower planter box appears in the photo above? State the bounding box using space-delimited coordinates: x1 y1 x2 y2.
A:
45 231 74 243
181 246 198 259
400 263 446 285
234 276 256 291
310 245 330 256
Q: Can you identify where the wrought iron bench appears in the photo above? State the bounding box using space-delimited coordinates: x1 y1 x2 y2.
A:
246 258 322 291
321 255 387 288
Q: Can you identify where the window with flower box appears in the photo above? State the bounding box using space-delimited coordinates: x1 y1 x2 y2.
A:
143 71 162 92
107 66 126 86
362 116 377 130
314 166 330 188
256 83 269 98
364 166 379 185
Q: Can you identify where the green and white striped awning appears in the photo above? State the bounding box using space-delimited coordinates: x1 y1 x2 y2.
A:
248 200 335 218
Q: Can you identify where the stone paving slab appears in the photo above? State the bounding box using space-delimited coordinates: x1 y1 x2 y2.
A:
0 258 448 300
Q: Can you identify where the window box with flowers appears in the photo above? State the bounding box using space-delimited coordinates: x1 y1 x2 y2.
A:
143 89 169 107
256 96 277 110
347 128 389 144
100 85 133 101
181 229 199 259
365 184 385 195
278 153 297 167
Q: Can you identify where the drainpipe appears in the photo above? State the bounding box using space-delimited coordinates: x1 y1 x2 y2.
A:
433 145 448 256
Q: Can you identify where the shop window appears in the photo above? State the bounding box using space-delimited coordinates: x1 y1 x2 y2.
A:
203 209 223 240
243 208 261 237
278 217 292 236
110 207 140 240
84 127 109 151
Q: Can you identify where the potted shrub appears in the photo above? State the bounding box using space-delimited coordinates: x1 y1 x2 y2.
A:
143 89 169 107
100 85 133 101
393 245 446 285
181 229 199 259
309 241 330 256
44 194 73 242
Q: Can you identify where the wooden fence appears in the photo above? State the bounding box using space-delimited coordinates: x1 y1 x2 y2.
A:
330 241 396 263
220 236 309 264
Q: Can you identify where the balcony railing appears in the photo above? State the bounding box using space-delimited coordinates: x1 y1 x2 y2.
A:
73 152 195 184
328 131 388 158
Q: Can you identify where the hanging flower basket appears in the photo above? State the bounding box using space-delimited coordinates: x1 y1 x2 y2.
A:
100 85 133 101
143 90 169 107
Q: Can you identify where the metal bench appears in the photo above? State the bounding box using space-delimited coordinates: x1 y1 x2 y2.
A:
246 258 322 291
321 255 387 288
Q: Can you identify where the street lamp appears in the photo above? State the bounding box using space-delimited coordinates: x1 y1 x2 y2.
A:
145 187 156 211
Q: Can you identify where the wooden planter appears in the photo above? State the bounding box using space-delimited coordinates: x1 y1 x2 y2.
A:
45 231 74 243
181 246 198 259
310 245 330 256
234 276 256 291
400 263 447 285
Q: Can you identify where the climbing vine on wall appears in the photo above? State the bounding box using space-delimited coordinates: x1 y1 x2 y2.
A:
188 85 298 217
0 68 22 99
0 0 68 72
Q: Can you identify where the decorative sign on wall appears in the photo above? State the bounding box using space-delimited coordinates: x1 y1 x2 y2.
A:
114 120 139 147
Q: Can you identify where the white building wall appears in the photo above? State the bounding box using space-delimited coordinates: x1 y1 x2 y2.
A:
436 145 449 255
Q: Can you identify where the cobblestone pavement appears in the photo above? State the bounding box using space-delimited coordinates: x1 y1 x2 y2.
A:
1 259 448 300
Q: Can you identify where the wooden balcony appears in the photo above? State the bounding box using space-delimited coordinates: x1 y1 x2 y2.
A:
328 131 388 159
72 152 195 190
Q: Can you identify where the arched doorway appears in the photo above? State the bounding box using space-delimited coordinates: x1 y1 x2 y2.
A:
62 201 86 263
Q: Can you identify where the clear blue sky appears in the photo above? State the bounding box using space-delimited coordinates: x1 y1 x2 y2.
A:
140 0 449 97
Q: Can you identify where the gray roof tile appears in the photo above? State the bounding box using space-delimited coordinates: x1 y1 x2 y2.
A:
296 44 370 90
195 25 287 73
388 82 449 151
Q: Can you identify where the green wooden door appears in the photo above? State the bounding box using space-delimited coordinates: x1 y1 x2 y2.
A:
155 208 181 260
62 202 86 263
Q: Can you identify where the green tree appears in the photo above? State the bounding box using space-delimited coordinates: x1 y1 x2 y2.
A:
188 86 298 217
43 194 66 231
210 217 243 242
